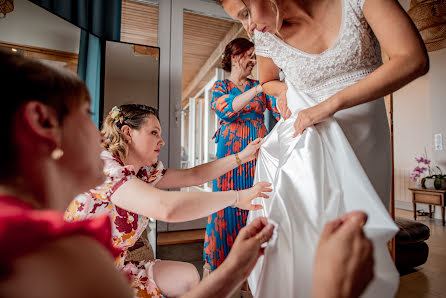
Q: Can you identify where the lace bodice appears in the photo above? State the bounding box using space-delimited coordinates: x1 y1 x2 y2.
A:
254 0 382 103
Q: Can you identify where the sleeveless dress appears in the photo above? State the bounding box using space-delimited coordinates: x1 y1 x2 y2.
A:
204 79 280 270
65 151 166 298
247 0 399 297
0 195 120 272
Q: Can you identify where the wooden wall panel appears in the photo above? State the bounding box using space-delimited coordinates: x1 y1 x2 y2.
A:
121 1 250 100
121 0 158 47
182 12 235 95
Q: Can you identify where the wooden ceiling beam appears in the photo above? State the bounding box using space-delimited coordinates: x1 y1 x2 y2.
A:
182 22 244 102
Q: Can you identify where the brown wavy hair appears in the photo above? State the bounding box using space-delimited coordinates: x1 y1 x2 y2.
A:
1 50 89 181
102 104 159 163
221 38 254 72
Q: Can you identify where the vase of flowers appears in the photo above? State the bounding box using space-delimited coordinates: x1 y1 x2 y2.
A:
410 157 429 188
410 152 446 190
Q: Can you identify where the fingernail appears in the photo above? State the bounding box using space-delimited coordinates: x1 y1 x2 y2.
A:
266 223 274 230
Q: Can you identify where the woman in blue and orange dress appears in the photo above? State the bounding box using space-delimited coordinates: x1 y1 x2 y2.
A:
204 38 280 274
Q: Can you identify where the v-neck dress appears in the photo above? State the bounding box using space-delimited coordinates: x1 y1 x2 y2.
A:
203 78 280 270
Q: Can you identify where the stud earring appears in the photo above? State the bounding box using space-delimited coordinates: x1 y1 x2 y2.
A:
51 148 64 160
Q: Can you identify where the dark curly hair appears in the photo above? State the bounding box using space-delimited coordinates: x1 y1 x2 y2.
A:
221 38 254 72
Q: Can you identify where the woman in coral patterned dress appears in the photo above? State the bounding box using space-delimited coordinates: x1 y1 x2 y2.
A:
66 104 272 298
204 38 280 273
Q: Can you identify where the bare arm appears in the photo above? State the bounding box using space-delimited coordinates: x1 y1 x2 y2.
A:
232 84 263 112
257 56 291 118
329 0 428 112
156 138 263 189
111 179 271 222
292 0 428 136
0 235 133 298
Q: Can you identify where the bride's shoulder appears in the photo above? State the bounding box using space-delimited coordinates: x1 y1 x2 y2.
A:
253 30 277 58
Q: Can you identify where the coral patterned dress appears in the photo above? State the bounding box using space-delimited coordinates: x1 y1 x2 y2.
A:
204 78 280 270
65 151 166 298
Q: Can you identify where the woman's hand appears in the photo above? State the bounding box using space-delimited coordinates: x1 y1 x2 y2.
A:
238 138 263 163
277 86 291 120
293 100 336 137
224 217 275 279
236 182 272 210
313 211 374 298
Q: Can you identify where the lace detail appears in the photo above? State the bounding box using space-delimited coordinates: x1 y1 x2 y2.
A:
358 0 367 9
254 0 381 103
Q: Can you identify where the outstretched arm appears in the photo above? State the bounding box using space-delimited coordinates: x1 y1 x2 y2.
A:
111 179 271 222
156 138 263 189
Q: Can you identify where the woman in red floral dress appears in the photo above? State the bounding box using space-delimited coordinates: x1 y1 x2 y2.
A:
65 104 272 297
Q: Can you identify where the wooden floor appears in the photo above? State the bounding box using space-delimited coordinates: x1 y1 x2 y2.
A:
158 229 205 246
396 208 446 298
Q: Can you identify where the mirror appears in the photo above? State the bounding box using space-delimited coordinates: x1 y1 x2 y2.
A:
103 40 160 255
103 41 159 118
0 0 80 71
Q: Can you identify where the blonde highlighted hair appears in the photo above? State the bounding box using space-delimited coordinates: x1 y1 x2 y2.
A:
102 104 159 163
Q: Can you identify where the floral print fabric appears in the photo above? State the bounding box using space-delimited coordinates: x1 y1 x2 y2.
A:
204 79 280 270
65 151 166 298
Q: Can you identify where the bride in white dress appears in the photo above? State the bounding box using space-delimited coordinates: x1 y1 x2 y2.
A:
221 0 429 297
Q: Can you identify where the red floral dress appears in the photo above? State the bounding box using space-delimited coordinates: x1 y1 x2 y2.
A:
65 151 166 298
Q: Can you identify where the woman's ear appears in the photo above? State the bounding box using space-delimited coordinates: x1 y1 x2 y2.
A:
120 125 133 144
21 101 61 148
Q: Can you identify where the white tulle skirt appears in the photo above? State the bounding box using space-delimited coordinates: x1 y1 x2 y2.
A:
247 82 399 298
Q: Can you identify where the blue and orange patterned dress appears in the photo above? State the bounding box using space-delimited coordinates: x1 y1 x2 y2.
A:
204 78 280 270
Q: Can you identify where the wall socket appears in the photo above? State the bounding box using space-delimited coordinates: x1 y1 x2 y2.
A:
434 133 443 151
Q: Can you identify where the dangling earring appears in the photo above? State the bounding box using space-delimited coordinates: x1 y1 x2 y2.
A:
51 148 64 160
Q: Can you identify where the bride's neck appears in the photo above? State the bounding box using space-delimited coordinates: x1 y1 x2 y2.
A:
281 0 320 23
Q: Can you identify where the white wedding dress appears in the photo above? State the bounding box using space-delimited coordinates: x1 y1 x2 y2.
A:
247 0 399 297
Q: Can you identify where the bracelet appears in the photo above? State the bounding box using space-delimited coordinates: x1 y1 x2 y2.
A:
231 191 240 208
234 153 243 166
255 84 262 93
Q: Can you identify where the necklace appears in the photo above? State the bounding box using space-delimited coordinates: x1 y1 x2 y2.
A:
230 77 248 90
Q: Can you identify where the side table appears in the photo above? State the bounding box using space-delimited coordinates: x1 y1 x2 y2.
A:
409 188 445 226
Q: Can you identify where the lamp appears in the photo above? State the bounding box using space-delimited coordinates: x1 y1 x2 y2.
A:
408 0 446 52
0 0 14 18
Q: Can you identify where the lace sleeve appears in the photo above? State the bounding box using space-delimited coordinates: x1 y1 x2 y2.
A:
359 0 367 9
254 30 273 58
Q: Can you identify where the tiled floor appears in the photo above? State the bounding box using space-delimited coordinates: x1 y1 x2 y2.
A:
396 208 446 298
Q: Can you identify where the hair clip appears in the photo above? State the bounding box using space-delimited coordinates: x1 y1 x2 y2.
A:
109 106 124 124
